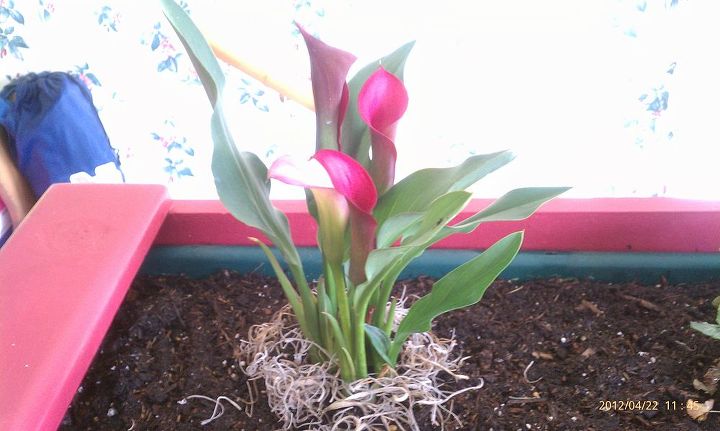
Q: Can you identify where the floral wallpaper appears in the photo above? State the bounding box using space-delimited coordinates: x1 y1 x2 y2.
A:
0 0 320 198
0 0 716 200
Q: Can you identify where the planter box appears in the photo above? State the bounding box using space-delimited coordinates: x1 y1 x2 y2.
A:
145 198 720 284
1 184 719 430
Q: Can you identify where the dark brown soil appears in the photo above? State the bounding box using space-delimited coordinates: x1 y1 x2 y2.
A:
61 271 720 430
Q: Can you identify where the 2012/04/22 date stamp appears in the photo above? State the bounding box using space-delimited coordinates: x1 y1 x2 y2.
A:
599 400 702 412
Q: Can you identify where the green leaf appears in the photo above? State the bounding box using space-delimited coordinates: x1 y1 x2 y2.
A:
162 0 317 339
349 188 464 377
359 191 472 331
162 0 281 236
376 212 423 249
374 151 515 226
341 41 415 166
691 322 720 340
250 238 302 311
365 191 472 282
161 0 302 267
161 0 220 104
389 231 523 359
365 324 394 366
444 187 571 235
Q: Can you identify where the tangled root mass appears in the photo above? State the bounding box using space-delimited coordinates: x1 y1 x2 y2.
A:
186 305 483 430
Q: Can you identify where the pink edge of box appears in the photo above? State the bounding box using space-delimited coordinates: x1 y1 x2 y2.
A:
0 184 170 431
155 198 720 253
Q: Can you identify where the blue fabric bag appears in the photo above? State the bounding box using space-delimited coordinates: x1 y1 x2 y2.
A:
0 72 123 198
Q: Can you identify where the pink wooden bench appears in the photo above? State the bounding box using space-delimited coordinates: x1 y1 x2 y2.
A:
0 184 170 431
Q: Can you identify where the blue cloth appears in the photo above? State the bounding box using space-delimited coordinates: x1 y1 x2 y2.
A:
0 72 123 197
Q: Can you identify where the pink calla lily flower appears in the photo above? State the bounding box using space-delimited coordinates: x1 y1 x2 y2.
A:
269 150 376 213
297 25 356 152
358 67 409 194
269 149 377 283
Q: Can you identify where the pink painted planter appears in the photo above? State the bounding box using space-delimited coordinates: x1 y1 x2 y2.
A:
1 184 719 431
0 184 170 431
156 198 720 253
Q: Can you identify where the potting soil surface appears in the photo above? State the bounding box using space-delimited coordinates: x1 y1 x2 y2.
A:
61 272 720 430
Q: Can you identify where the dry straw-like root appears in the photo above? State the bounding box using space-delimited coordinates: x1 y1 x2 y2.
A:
185 304 483 430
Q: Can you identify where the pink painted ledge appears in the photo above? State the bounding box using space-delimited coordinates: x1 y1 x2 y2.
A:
0 184 170 431
156 198 720 253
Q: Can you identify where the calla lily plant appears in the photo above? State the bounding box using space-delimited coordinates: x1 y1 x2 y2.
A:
163 0 569 382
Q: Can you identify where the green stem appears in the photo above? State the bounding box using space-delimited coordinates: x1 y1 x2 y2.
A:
322 312 356 381
331 265 353 357
372 272 401 328
371 281 387 327
287 260 320 343
383 298 397 335
323 260 338 314
317 279 332 352
351 283 382 378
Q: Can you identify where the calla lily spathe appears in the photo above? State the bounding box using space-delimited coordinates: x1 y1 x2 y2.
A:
297 25 356 152
358 67 409 194
268 149 377 214
268 149 377 282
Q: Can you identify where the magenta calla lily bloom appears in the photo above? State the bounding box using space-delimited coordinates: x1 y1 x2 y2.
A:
269 150 377 213
297 24 356 152
269 149 377 284
358 67 409 194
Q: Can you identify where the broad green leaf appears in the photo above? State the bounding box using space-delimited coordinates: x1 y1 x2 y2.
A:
691 322 720 340
365 324 394 366
365 191 471 282
359 191 473 332
161 0 294 260
376 212 423 249
389 231 524 359
403 191 472 244
444 187 571 234
374 151 515 226
341 41 415 166
351 191 472 375
163 2 275 233
162 0 318 337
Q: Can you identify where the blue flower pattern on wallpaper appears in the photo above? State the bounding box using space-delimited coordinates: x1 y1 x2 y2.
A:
97 5 120 32
146 22 182 73
0 0 698 198
238 77 269 112
0 0 24 24
0 0 301 197
152 120 195 181
618 0 682 149
0 0 28 59
73 63 101 89
38 0 54 22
